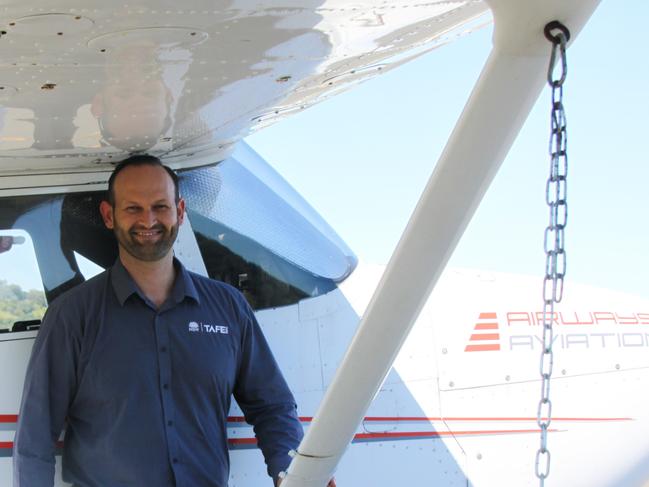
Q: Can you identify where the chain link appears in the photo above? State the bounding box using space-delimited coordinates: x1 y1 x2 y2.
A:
535 21 570 486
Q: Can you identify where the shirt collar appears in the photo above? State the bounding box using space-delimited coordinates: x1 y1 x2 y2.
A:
110 257 200 307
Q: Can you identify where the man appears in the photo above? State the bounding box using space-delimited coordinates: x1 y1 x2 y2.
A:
14 155 333 486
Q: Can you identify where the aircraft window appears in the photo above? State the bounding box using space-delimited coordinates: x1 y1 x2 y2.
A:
0 230 47 333
0 193 116 321
187 208 334 309
177 142 359 308
179 142 357 283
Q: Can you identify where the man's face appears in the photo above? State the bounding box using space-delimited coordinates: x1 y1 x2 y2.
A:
101 164 184 262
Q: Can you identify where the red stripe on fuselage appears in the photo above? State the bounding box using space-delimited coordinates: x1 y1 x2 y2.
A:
3 415 632 424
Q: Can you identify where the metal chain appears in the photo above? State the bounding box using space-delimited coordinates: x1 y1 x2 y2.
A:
535 21 570 486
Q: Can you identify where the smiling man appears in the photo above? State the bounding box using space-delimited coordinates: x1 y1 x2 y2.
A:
13 155 307 487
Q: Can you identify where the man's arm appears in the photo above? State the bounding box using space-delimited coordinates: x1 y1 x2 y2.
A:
13 302 80 487
232 298 304 481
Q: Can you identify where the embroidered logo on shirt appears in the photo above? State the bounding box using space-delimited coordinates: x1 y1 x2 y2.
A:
188 321 229 334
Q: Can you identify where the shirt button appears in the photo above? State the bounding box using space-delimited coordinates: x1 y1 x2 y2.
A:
172 458 178 464
168 420 173 426
163 383 169 389
160 346 167 352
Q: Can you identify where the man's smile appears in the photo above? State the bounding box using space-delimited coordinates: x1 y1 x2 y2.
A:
133 230 162 236
131 227 164 241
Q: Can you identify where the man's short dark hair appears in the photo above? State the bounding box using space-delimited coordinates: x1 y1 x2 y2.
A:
107 154 180 206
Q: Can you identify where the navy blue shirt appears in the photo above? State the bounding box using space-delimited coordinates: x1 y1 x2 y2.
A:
13 258 303 487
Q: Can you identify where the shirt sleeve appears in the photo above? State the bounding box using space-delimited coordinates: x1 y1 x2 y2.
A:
232 296 304 480
13 298 81 487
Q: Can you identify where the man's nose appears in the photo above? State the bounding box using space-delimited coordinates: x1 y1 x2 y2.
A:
139 208 158 227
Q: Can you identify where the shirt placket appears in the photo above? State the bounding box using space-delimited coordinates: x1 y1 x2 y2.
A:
154 310 181 483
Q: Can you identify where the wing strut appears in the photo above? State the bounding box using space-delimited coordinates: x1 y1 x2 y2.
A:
281 2 601 486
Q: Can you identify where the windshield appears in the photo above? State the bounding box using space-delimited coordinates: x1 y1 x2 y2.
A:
179 142 356 282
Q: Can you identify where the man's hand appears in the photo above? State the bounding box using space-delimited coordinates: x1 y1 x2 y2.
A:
276 477 336 487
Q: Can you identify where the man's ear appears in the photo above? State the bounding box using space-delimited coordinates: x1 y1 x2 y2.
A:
177 197 186 226
99 200 115 229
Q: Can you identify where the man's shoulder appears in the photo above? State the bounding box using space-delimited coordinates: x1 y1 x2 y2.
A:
37 271 111 337
47 270 110 313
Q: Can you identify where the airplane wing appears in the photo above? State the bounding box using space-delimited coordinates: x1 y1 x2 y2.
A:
0 0 488 181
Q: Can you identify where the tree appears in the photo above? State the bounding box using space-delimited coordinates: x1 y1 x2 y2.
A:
0 279 46 330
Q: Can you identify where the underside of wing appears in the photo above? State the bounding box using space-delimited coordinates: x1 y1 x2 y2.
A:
0 0 489 177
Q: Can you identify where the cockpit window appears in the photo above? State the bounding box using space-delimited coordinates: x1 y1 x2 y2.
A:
0 192 116 312
179 143 357 283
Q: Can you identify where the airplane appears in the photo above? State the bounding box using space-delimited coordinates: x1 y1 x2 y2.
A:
1 0 648 486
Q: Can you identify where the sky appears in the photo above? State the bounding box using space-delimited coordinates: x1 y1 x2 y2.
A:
247 0 649 299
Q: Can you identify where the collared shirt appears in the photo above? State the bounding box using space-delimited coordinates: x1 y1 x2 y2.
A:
13 258 303 487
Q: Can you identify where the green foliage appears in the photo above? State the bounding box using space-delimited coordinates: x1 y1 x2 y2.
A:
0 279 46 330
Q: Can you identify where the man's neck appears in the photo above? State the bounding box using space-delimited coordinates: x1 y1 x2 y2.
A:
119 250 176 308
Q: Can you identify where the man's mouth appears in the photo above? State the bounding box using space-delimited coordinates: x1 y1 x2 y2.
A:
131 228 164 240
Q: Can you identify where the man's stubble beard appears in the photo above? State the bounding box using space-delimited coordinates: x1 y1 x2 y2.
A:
113 216 179 262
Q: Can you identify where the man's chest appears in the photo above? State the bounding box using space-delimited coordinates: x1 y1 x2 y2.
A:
77 302 241 406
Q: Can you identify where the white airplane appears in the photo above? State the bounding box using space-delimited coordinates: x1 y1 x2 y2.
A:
1 0 648 486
